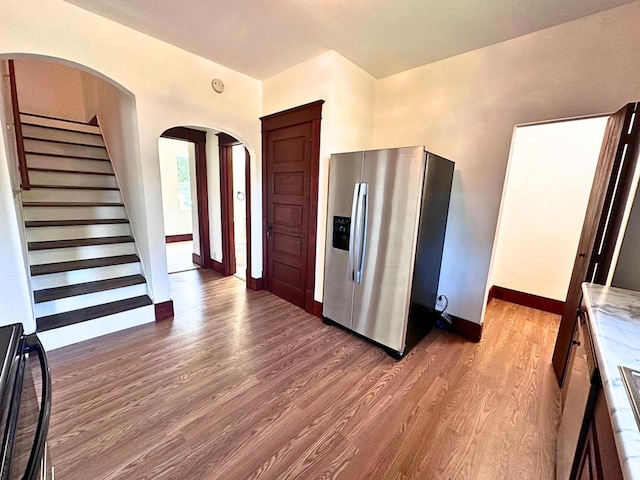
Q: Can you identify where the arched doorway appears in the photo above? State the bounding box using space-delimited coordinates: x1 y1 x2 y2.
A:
0 54 161 341
158 126 253 285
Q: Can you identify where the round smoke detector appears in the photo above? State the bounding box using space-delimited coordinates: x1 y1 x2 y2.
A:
211 78 225 93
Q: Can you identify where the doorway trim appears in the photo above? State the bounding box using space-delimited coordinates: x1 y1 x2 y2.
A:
243 147 255 289
160 126 211 269
217 133 253 285
260 100 323 314
218 132 240 277
551 102 640 384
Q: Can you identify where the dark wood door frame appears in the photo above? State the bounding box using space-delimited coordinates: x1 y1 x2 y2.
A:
260 100 323 314
218 133 240 277
217 133 253 285
588 103 640 284
244 147 254 288
551 102 640 385
160 126 211 269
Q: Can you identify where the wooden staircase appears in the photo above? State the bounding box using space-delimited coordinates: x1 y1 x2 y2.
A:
19 113 152 333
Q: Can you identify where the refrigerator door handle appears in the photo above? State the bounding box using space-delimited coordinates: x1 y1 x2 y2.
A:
348 183 360 282
354 183 368 283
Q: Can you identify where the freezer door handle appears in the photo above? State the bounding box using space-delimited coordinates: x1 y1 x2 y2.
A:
354 183 368 283
348 183 360 281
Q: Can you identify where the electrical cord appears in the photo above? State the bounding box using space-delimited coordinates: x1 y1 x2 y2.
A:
434 294 452 329
435 294 448 315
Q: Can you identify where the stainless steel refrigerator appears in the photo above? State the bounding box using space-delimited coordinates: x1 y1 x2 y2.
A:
322 146 454 358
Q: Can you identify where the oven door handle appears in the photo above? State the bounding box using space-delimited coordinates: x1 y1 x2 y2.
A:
22 335 51 480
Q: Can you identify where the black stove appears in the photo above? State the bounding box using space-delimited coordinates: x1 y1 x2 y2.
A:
0 325 51 480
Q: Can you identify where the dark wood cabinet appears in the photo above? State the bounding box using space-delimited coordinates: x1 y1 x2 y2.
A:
575 389 623 480
576 423 597 480
560 301 623 480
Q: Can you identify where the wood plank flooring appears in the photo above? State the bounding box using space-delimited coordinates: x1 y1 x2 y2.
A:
46 269 561 479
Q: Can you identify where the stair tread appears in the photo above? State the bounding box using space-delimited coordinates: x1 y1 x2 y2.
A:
22 122 102 137
28 184 119 191
23 136 106 149
22 202 124 207
20 114 101 135
29 236 134 251
25 152 110 162
36 295 152 332
20 112 96 126
28 167 114 176
31 254 140 276
25 219 129 227
34 274 146 303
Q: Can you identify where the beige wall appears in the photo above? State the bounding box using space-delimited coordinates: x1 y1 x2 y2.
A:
263 50 377 300
490 117 607 301
0 0 263 306
13 57 87 121
373 2 640 324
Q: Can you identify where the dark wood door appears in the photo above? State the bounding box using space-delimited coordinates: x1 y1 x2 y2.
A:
552 103 640 384
265 123 313 308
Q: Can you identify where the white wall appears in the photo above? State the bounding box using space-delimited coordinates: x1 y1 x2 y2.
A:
263 50 377 300
232 144 247 267
13 57 87 121
158 138 195 236
205 132 223 262
78 70 158 293
0 61 36 331
3 0 640 327
0 0 263 307
373 2 640 324
490 117 607 301
188 142 199 255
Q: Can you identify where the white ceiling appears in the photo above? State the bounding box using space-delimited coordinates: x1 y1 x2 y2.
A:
63 0 634 80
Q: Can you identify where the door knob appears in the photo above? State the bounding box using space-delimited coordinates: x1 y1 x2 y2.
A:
266 223 273 238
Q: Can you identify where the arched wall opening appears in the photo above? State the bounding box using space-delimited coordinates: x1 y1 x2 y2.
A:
0 47 264 341
158 125 256 286
0 53 152 330
1 53 155 293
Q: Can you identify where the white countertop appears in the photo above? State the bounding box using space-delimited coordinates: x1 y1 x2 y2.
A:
582 283 640 479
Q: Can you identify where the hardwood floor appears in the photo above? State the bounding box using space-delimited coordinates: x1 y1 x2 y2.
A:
46 269 561 479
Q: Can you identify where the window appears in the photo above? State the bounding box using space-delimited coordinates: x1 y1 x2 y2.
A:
176 155 192 211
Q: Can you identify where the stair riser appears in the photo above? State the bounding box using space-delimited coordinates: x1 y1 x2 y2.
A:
35 284 148 317
20 114 101 135
29 243 136 265
22 188 122 204
24 139 109 160
38 304 154 351
26 224 131 242
28 170 117 189
22 205 126 221
31 263 143 290
27 154 113 174
22 125 105 147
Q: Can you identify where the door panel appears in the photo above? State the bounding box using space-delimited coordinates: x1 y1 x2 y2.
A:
352 147 425 353
552 102 640 384
322 152 363 328
265 123 312 308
